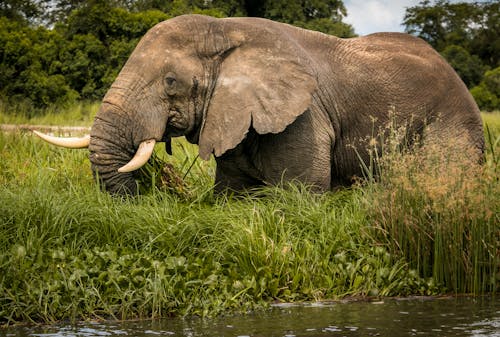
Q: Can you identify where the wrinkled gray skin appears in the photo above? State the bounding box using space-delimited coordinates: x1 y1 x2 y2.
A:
89 14 485 195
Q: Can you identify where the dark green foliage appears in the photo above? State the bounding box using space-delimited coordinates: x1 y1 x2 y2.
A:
403 0 499 65
471 67 500 112
440 45 487 88
0 4 169 109
0 0 355 113
248 0 346 22
60 4 170 100
63 3 170 44
244 0 354 37
0 0 50 23
123 0 230 16
0 17 79 108
294 18 354 37
1 0 497 111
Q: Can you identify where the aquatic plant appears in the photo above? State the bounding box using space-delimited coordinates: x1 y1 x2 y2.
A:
0 111 498 324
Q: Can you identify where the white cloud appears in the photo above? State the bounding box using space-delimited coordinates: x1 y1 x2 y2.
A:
343 0 480 36
343 0 415 35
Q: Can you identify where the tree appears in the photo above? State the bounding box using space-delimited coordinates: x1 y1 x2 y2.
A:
243 0 354 36
0 0 50 23
403 0 499 69
440 45 487 87
63 1 169 45
58 2 170 99
46 0 88 25
469 1 500 70
189 0 246 17
51 0 355 36
0 1 170 106
470 67 500 112
1 0 356 110
0 17 78 108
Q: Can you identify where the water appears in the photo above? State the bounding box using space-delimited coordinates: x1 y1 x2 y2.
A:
2 297 499 337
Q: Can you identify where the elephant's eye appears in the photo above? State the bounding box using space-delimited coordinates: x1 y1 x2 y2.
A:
165 76 176 87
165 72 177 96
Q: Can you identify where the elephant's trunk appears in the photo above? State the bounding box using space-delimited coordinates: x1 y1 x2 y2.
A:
89 103 140 195
88 69 170 195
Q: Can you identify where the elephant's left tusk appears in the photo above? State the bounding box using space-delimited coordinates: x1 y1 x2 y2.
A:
33 130 90 148
118 139 156 173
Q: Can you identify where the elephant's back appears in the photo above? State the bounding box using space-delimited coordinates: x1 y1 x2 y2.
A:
336 32 484 163
338 31 473 107
343 32 444 67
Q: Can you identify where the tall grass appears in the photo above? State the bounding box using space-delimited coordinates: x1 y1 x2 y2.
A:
0 110 498 324
360 113 499 294
363 146 498 294
0 101 99 126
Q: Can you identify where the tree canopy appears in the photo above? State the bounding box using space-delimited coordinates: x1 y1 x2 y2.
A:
0 0 355 110
1 0 498 111
404 0 498 68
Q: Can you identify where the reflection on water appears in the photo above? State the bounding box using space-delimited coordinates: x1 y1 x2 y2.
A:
3 296 499 337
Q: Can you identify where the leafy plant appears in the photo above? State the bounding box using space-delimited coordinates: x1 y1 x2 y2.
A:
0 111 498 324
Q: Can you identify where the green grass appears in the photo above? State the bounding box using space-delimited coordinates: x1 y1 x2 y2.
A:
0 106 499 325
0 101 99 126
482 111 500 134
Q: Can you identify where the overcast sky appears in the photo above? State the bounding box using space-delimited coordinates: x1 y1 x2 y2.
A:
343 0 479 36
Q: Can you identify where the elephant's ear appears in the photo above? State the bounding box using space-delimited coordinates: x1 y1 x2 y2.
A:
198 23 318 160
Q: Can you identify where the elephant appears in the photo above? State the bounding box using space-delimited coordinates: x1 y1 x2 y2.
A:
35 14 485 195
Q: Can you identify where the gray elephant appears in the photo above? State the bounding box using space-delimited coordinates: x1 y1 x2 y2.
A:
35 14 485 195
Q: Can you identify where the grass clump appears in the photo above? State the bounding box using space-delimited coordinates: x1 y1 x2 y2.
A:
361 117 499 294
365 151 498 293
0 111 498 324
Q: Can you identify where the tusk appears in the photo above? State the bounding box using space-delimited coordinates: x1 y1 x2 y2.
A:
33 130 90 148
118 139 156 173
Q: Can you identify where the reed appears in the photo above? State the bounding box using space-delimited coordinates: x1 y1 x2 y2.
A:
361 115 499 294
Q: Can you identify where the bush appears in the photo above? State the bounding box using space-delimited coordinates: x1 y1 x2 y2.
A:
0 17 78 108
0 5 174 113
295 18 356 37
471 67 500 112
441 45 487 88
471 85 498 112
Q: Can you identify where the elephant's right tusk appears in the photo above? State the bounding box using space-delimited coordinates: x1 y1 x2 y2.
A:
118 139 156 173
33 130 90 148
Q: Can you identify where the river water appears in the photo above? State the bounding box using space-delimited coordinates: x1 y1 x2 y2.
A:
2 296 499 337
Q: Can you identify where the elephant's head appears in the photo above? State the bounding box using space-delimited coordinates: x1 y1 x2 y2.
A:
35 15 317 194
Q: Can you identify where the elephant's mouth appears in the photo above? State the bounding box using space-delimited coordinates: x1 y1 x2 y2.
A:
160 125 200 156
163 106 202 146
161 133 173 155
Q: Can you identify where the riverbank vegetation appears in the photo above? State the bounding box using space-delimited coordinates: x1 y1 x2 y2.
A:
1 110 498 324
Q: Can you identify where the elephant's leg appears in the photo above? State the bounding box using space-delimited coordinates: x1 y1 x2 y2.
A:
214 142 265 193
255 110 334 192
